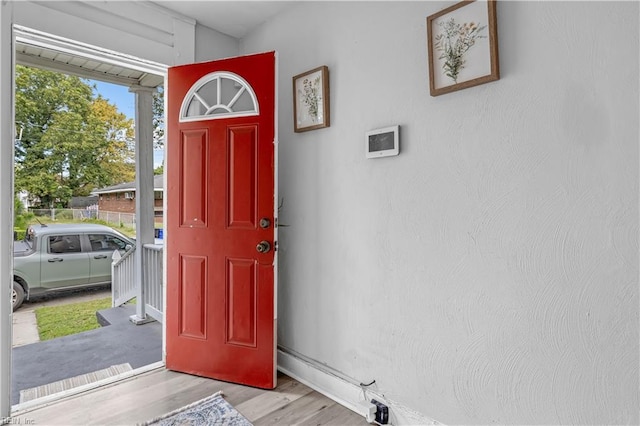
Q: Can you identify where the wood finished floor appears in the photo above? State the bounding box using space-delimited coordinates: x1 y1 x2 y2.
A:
11 368 369 425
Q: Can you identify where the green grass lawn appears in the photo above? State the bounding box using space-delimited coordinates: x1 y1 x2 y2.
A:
35 297 112 341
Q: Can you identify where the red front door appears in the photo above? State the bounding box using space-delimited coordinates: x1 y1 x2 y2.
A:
165 52 277 389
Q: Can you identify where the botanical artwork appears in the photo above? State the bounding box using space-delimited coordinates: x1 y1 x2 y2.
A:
300 75 322 123
427 0 499 96
434 19 486 84
293 66 330 132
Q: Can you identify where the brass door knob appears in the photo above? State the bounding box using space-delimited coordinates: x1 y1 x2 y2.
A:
256 241 271 253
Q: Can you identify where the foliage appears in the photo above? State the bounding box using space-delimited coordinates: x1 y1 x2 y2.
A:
434 19 486 83
14 194 24 216
89 97 136 187
35 296 112 340
154 164 164 175
14 195 33 229
53 209 74 220
153 88 165 149
14 228 27 240
15 65 135 208
301 77 321 122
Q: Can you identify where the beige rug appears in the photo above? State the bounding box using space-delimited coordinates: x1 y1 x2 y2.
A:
139 391 253 426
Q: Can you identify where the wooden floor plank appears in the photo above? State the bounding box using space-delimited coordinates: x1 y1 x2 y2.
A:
103 372 226 424
11 368 367 426
222 375 293 408
303 399 370 425
252 391 336 426
14 370 221 425
99 372 219 424
235 378 314 421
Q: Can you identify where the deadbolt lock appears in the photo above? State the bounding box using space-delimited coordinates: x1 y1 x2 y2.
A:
256 240 271 253
259 218 271 229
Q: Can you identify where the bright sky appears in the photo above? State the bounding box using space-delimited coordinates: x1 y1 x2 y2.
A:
90 80 164 168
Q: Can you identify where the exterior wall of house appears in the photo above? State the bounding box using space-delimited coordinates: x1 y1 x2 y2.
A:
98 194 163 214
98 194 136 214
241 2 639 424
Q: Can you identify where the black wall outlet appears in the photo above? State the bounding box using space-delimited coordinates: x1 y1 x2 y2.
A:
371 399 389 424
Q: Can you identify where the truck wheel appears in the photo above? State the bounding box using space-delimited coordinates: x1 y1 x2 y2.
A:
12 281 25 311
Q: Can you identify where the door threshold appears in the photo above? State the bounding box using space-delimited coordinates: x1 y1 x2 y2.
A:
10 361 164 415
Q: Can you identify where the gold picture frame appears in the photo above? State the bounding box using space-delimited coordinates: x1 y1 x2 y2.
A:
293 66 330 132
427 0 500 96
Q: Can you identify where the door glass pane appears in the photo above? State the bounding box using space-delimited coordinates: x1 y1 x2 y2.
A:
181 72 258 121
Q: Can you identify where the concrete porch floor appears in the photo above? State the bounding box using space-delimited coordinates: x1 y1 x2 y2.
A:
11 302 162 406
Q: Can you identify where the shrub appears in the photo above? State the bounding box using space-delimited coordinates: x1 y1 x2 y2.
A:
54 209 74 220
13 228 26 241
14 196 35 230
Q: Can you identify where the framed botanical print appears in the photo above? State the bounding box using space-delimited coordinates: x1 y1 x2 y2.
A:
427 0 500 96
293 66 330 132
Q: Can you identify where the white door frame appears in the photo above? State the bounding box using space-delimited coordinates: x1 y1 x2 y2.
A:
0 1 16 418
0 17 169 416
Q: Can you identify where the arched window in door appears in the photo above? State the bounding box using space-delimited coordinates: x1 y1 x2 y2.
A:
180 72 259 122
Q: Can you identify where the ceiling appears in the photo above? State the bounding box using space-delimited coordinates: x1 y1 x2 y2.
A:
15 40 166 88
153 1 291 39
14 1 291 88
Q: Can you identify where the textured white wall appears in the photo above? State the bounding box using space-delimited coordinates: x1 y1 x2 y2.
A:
242 1 639 424
194 25 239 63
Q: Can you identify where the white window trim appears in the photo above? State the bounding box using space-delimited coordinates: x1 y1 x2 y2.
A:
179 71 259 122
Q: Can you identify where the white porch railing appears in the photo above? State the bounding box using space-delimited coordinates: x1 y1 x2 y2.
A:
111 248 137 307
111 244 164 323
141 243 163 323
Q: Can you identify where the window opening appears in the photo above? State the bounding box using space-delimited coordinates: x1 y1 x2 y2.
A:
49 235 81 253
88 234 128 252
180 72 259 122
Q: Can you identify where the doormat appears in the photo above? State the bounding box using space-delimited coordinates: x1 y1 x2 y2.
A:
20 363 133 403
138 390 253 426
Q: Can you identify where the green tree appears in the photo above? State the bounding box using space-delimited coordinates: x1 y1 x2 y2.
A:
15 65 93 207
152 87 165 176
153 88 164 149
87 97 136 190
15 65 135 207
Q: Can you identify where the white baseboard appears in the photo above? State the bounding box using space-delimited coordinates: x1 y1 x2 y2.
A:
277 349 441 426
